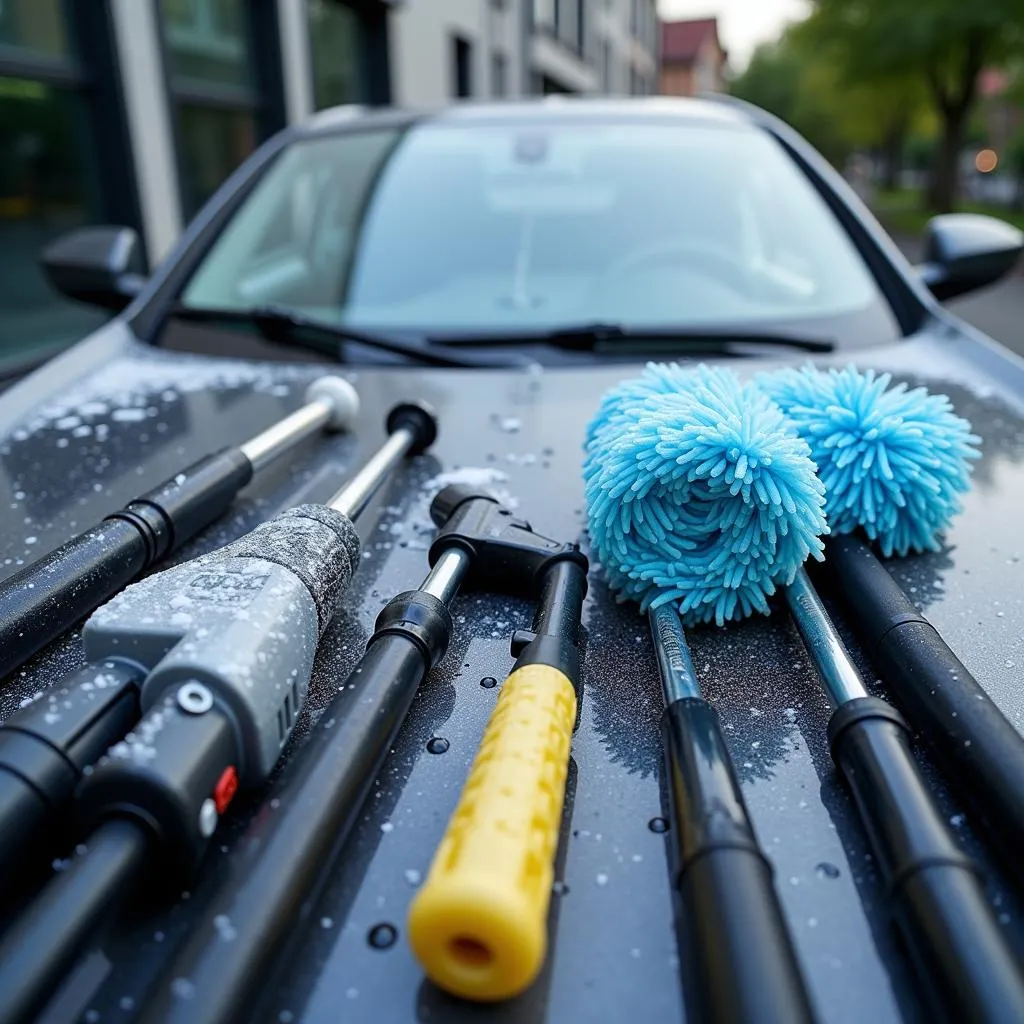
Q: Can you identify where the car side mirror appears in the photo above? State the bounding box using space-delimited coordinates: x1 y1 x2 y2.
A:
40 226 147 312
918 213 1023 302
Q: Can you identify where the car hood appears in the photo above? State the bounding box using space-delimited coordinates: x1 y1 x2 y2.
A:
1 321 1023 1023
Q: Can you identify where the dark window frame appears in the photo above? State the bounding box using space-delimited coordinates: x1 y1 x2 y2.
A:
452 33 472 99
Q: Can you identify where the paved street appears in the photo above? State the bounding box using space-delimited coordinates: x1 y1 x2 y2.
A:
891 232 1024 357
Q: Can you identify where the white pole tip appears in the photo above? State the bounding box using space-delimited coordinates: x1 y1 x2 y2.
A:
305 376 360 432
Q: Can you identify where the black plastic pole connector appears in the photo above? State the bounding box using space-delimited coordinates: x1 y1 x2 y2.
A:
822 535 1024 879
662 697 817 1024
0 659 143 884
828 697 1024 1023
0 449 252 679
137 590 456 1024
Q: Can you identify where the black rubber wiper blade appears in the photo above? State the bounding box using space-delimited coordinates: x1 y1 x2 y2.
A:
430 322 835 354
169 305 529 368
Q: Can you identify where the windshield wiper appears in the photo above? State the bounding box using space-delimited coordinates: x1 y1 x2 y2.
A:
429 322 835 354
168 305 531 369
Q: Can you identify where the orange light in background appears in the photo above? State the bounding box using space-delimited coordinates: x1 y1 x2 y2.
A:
975 149 999 173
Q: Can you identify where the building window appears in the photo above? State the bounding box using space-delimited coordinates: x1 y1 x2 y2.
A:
0 0 136 360
601 39 612 92
159 0 259 219
492 51 507 97
307 1 361 110
452 35 472 99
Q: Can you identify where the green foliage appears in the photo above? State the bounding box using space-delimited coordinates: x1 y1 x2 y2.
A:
730 27 925 167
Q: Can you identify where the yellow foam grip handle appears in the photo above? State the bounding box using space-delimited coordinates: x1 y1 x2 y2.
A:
408 663 577 1001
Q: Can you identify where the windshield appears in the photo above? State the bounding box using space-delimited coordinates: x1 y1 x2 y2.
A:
182 118 899 346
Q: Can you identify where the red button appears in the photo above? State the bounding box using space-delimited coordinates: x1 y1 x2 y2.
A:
213 765 239 814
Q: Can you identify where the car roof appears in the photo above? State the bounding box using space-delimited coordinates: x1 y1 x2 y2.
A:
302 95 757 135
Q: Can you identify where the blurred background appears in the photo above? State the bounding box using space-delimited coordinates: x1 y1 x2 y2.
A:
1 0 1022 371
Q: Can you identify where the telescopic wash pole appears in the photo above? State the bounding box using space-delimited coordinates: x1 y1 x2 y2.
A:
0 401 437 1024
647 602 816 1024
0 376 358 679
785 568 1024 1024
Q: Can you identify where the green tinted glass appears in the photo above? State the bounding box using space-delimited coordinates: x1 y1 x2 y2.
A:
0 0 69 59
0 78 108 361
160 0 252 90
177 103 256 217
307 0 361 109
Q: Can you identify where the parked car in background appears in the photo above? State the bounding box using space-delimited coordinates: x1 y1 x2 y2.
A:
1 98 1023 1022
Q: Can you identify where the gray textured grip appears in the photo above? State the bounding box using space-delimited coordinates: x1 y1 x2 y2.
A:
218 504 360 635
82 506 362 784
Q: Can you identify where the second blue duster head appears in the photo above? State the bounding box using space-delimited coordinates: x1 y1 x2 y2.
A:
584 363 828 626
758 365 981 556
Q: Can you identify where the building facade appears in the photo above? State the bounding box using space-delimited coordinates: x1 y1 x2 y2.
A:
0 0 658 366
391 0 658 106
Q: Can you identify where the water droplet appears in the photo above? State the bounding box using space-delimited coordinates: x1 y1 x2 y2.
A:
171 978 196 1000
279 1012 294 1023
480 676 498 689
815 862 841 879
368 922 398 949
648 817 669 833
320 917 334 929
119 997 135 1011
84 1011 100 1023
596 873 609 886
426 736 450 754
553 880 570 896
404 868 422 886
380 821 394 833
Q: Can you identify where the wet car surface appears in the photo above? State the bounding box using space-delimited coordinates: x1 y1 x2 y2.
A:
0 320 1022 1022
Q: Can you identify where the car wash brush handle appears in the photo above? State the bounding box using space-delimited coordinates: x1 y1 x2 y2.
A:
0 402 436 1024
650 604 816 1024
409 551 587 1002
786 569 1024 1023
823 535 1024 876
0 376 359 680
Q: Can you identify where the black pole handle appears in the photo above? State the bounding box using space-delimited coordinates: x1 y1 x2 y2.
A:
0 449 252 679
0 818 149 1024
0 660 142 885
824 535 1024 878
662 698 816 1024
829 698 1024 1023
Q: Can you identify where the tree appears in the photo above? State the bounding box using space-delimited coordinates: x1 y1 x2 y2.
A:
732 29 925 185
806 0 1024 212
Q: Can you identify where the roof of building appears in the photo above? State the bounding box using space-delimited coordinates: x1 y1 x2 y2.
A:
661 17 723 65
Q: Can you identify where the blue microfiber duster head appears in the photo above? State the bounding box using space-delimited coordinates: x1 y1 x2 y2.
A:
758 365 981 557
584 363 828 626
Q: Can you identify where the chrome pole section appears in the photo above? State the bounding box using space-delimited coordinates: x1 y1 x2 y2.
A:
785 568 869 708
